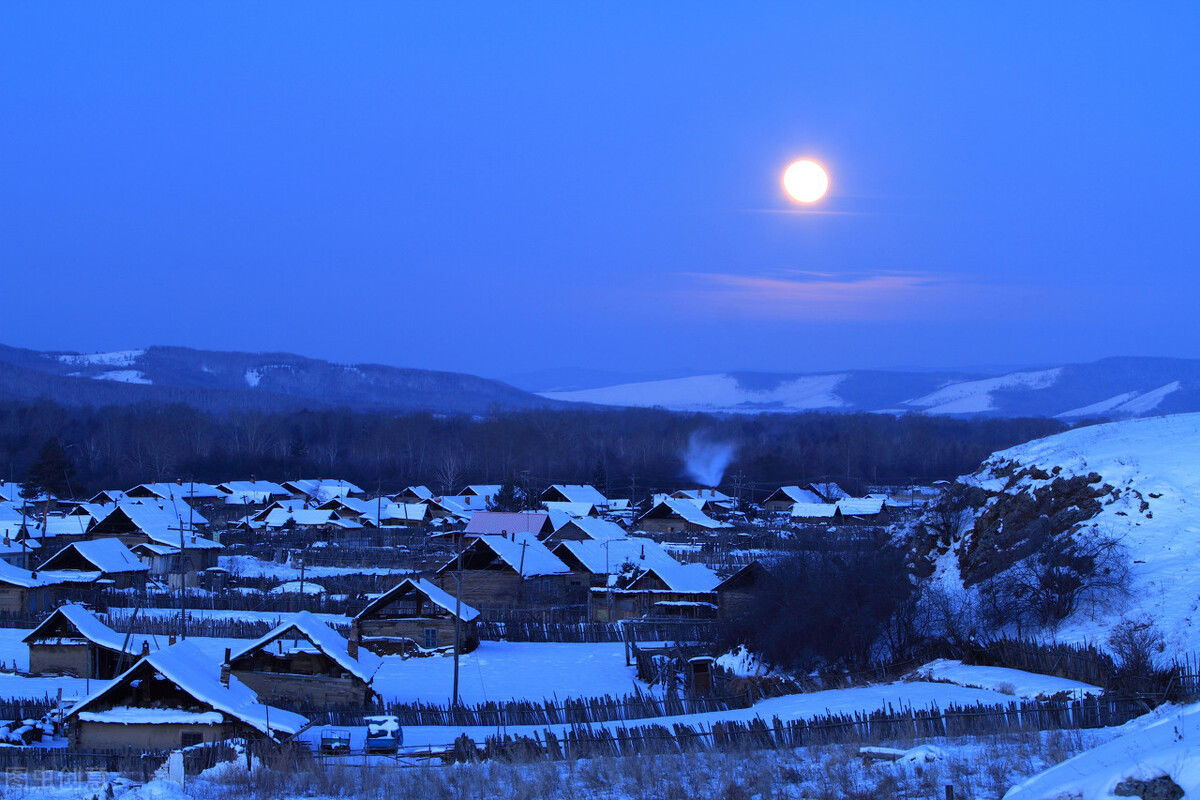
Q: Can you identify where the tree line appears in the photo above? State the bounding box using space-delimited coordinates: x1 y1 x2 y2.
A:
0 399 1065 500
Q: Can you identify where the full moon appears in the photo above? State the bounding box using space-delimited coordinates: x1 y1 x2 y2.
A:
782 159 830 204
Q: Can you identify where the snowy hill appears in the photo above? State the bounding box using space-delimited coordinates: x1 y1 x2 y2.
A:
926 413 1200 652
0 344 558 415
539 357 1200 418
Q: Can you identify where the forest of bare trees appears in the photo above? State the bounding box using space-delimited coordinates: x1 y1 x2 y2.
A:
0 400 1066 500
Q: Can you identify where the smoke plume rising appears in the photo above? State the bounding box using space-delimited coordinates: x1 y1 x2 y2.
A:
682 431 737 487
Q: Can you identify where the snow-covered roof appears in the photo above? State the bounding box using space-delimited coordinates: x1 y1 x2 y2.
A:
765 485 824 504
40 538 148 575
427 496 474 518
396 485 434 501
69 640 308 738
355 577 481 623
464 511 552 536
0 483 23 503
128 482 222 501
262 508 360 529
557 517 626 541
543 484 608 505
443 533 571 577
542 501 596 518
554 537 679 576
639 499 732 529
94 501 208 536
0 559 99 588
809 482 850 502
835 498 886 516
15 514 92 539
217 480 289 498
790 502 840 519
461 484 502 498
283 479 365 501
640 561 720 593
89 490 130 504
66 502 112 521
23 603 153 655
231 611 381 684
672 488 733 503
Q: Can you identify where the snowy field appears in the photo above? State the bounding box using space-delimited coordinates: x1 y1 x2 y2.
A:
220 555 410 580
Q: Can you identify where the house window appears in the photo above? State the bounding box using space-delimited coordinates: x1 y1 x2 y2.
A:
423 628 438 649
181 732 203 748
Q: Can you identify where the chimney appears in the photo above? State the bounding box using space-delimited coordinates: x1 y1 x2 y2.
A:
169 634 176 646
347 628 360 660
141 641 150 656
219 662 230 687
224 647 231 662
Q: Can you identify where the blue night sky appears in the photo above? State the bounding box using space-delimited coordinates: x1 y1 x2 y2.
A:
2 3 1197 379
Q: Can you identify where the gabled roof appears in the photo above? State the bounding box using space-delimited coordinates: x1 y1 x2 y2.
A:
68 640 308 738
88 490 130 504
638 499 732 529
261 508 360 529
230 611 381 684
714 560 769 593
395 485 434 501
0 483 22 503
553 537 679 576
439 533 571 577
66 502 113 521
464 511 553 537
556 516 626 542
790 502 840 519
22 603 153 655
283 479 365 500
672 488 733 503
40 538 148 575
542 501 597 518
808 482 850 502
541 484 608 505
92 501 208 536
217 480 290 498
461 485 502 498
15 515 92 540
127 482 223 500
0 559 99 588
835 498 886 516
355 576 480 623
764 485 824 504
636 561 720 593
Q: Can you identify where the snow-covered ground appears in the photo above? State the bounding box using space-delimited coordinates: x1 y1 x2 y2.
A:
909 659 1101 699
1005 701 1200 799
948 413 1200 652
904 369 1062 415
220 555 409 580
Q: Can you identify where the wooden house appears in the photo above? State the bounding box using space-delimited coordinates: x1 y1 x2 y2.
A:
636 499 732 534
539 484 609 507
23 604 153 678
762 486 824 514
0 533 38 569
0 560 95 615
393 485 434 504
67 641 308 750
227 612 381 712
713 560 769 619
789 502 843 524
215 480 291 506
543 516 626 547
38 538 149 591
353 577 480 654
587 557 719 622
282 479 365 502
435 533 574 610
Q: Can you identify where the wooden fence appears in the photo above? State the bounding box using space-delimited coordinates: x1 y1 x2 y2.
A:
462 693 1150 763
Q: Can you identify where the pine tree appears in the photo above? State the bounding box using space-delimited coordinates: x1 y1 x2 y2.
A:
23 437 75 499
488 479 524 512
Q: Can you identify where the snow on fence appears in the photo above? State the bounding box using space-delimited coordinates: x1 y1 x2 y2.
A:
479 619 715 644
459 694 1149 763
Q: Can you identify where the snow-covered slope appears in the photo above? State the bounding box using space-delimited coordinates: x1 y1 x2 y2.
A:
542 373 849 413
935 413 1200 652
538 358 1200 419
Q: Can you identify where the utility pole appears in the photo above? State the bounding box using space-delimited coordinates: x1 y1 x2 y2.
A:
451 535 465 711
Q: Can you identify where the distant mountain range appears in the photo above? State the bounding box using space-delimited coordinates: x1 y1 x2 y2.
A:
2 345 1198 420
538 357 1200 419
0 344 556 415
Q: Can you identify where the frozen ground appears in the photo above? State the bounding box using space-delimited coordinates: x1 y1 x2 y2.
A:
220 555 410 580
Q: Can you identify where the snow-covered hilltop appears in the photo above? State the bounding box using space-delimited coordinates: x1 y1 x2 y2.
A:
538 357 1200 418
918 413 1200 652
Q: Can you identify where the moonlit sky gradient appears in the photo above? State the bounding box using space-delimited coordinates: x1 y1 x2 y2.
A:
1 3 1197 379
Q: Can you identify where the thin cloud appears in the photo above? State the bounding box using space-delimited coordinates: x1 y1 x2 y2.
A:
676 269 979 321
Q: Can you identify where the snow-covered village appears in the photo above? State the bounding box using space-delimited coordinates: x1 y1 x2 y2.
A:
3 3 1199 799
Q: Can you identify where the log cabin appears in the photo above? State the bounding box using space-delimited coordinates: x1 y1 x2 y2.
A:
435 533 575 611
227 612 381 712
353 576 480 654
67 641 307 750
23 604 154 678
37 538 149 591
